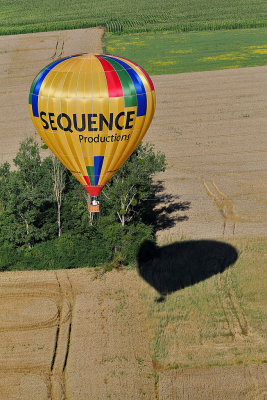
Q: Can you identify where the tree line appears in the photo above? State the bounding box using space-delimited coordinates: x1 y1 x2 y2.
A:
0 138 166 270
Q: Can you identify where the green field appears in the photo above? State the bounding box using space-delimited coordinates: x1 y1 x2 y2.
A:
105 28 267 75
1 0 267 35
141 236 267 369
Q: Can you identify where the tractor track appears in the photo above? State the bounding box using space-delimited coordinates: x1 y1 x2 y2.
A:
216 269 251 341
50 270 74 400
51 36 65 60
0 270 75 400
203 180 267 236
216 268 264 346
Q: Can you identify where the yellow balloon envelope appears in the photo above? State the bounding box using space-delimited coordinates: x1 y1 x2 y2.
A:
29 53 155 208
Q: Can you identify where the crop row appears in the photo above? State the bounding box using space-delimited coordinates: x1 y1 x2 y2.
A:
0 0 267 35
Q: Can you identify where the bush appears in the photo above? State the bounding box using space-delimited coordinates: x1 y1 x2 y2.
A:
0 243 19 271
121 223 155 264
8 234 113 270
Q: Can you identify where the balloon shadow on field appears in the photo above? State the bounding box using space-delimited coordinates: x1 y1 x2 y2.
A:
137 240 238 302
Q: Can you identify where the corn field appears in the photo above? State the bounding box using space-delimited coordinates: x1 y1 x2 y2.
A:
1 0 267 35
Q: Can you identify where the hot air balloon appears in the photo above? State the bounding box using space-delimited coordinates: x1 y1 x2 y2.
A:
29 54 155 212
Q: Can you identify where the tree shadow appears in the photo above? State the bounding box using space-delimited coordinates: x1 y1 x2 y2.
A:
143 180 191 231
137 239 238 302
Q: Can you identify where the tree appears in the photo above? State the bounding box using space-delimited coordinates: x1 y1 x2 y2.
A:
0 138 167 269
101 143 166 227
51 155 66 237
0 138 57 248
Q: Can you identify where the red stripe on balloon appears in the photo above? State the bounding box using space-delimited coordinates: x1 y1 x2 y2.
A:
110 55 155 91
83 176 90 185
96 55 123 97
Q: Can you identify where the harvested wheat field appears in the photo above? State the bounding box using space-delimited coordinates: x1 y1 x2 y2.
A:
145 67 267 240
1 240 267 400
0 268 156 400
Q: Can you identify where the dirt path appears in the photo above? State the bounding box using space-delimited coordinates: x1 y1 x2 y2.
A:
0 268 155 400
0 27 104 164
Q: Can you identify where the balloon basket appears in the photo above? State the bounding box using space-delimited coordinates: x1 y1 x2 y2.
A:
89 204 100 213
89 196 100 213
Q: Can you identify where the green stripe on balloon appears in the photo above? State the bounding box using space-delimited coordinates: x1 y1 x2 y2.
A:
86 166 94 186
101 56 137 108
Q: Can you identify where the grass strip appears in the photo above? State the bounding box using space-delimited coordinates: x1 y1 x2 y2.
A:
105 28 267 75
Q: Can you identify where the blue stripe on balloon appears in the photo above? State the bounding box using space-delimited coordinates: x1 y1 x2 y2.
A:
101 55 147 117
32 55 81 117
94 156 104 186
